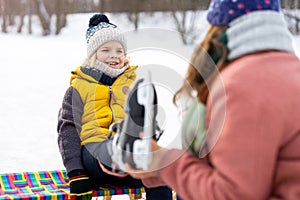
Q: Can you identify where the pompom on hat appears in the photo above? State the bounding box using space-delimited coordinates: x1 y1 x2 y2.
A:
207 0 281 25
86 14 127 58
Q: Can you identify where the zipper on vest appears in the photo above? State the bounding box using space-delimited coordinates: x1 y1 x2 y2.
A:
109 86 114 124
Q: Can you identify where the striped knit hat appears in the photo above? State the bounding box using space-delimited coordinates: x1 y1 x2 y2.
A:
86 14 127 58
207 0 281 25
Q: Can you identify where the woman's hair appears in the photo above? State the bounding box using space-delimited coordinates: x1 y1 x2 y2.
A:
173 25 228 105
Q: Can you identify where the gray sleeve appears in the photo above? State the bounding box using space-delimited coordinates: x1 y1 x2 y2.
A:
57 86 84 173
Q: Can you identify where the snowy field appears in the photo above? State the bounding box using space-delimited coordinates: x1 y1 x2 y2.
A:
0 11 300 199
0 12 201 173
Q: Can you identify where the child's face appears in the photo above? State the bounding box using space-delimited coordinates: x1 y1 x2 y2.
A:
96 41 126 69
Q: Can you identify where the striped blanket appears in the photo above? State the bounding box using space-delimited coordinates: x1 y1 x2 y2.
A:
0 170 143 200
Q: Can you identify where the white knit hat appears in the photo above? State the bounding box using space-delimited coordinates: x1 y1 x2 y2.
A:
86 14 127 58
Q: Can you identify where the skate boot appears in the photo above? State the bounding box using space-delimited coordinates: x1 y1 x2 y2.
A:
109 76 160 171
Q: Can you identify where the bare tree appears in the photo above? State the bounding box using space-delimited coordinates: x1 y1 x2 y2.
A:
0 0 299 37
0 0 15 33
171 11 204 44
127 0 143 31
27 0 33 34
282 0 300 35
54 0 67 35
97 0 105 13
168 0 204 44
283 11 300 34
127 12 139 31
33 0 51 35
0 0 8 33
17 0 33 34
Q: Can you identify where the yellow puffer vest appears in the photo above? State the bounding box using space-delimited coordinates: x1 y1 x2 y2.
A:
70 65 137 145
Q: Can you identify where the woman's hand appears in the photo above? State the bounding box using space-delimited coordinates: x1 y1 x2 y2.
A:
125 140 168 179
98 161 128 178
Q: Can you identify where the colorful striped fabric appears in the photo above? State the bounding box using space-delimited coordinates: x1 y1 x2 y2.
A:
93 185 144 197
0 170 143 200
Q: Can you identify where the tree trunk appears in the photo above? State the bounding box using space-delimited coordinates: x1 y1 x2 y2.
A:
54 0 66 35
27 0 33 34
17 14 24 33
33 0 51 35
128 12 139 31
0 0 8 33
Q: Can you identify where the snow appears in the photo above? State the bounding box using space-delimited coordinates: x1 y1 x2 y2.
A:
0 12 197 173
0 11 300 199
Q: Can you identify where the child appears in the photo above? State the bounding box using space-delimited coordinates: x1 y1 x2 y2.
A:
57 14 172 200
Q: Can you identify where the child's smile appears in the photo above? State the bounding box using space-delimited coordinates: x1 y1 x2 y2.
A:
97 41 125 69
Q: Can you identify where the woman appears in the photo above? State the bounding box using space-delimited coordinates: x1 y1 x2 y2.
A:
126 0 300 199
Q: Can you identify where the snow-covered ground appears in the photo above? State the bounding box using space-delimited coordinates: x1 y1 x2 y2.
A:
0 12 199 173
0 11 299 199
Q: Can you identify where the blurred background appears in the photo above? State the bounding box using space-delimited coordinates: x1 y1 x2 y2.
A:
0 0 299 44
